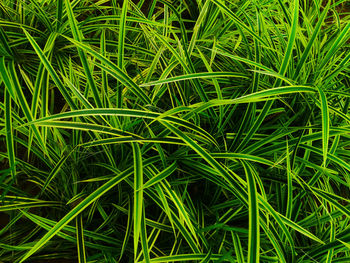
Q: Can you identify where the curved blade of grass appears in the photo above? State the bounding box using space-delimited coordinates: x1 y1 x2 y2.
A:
317 22 350 74
160 180 199 245
140 206 151 263
29 121 136 138
316 86 329 166
76 214 87 263
143 162 177 189
41 147 76 194
0 27 13 56
0 57 15 99
160 121 247 206
56 0 63 30
119 196 132 261
210 153 281 168
260 221 286 263
0 201 61 212
117 0 128 107
131 143 142 253
285 140 293 219
2 59 47 155
231 232 245 263
79 136 185 148
28 0 53 32
22 28 77 110
20 108 216 145
189 86 315 113
293 2 329 79
19 169 131 262
80 15 168 27
0 21 45 36
300 144 350 172
149 29 210 104
259 198 324 244
141 253 234 262
140 72 248 87
63 36 151 104
4 89 16 179
210 0 267 46
242 161 259 263
237 0 299 151
21 211 122 250
196 47 224 127
31 33 56 119
64 0 102 108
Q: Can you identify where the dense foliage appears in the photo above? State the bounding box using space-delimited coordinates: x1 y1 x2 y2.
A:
0 0 350 262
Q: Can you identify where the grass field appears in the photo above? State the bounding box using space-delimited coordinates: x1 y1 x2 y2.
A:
0 0 350 262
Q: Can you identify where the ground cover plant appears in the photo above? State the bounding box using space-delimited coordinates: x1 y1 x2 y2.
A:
0 0 350 262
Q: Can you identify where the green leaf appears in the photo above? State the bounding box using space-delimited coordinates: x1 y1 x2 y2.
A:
316 86 329 166
64 0 103 108
19 169 131 262
242 161 259 263
63 36 151 105
4 89 16 179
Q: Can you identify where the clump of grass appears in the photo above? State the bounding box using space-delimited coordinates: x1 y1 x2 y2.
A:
0 0 350 262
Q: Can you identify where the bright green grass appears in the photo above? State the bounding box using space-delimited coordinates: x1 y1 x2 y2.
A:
0 0 350 262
